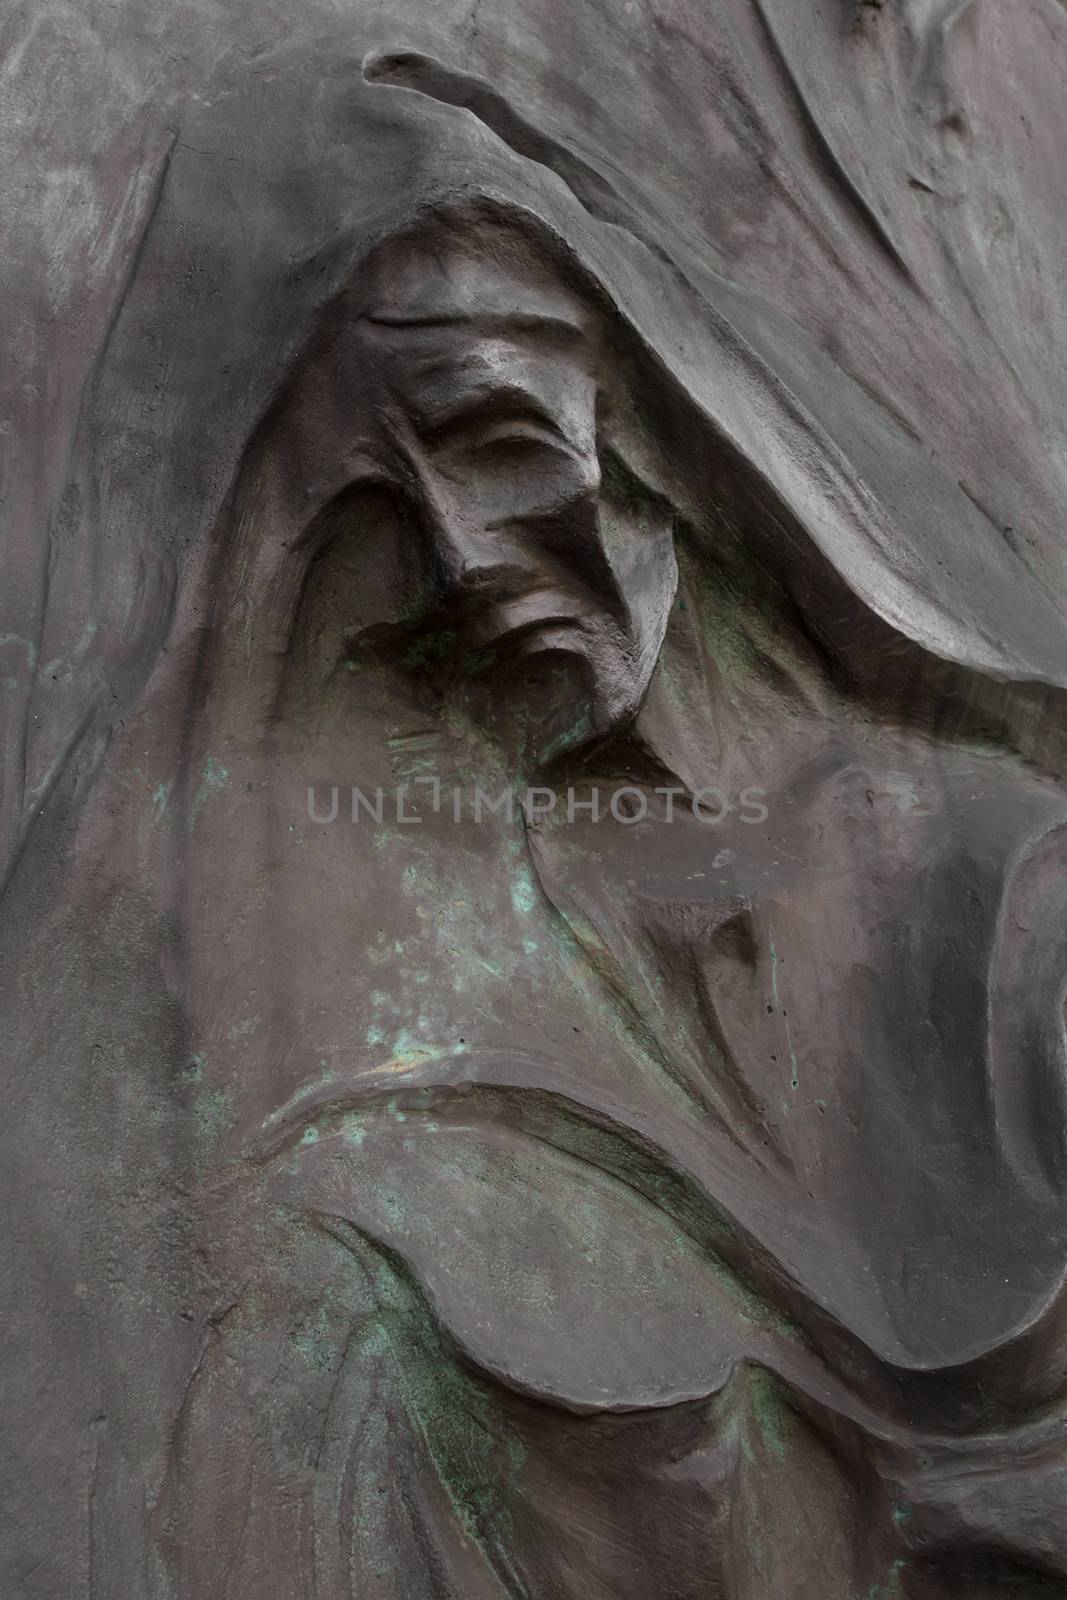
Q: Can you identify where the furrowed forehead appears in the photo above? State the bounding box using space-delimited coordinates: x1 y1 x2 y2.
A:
356 220 589 340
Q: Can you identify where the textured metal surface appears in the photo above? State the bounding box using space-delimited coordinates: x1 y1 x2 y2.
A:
4 4 1067 1593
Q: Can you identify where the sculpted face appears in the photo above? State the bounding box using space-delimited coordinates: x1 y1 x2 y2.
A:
346 223 678 762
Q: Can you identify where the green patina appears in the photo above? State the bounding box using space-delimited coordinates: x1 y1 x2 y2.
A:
539 709 594 767
0 632 38 669
193 1084 236 1142
400 626 457 671
686 558 765 682
189 756 230 824
509 863 538 916
335 1238 527 1582
226 1015 258 1041
180 1053 205 1084
749 1368 790 1461
289 1294 339 1374
868 1558 908 1600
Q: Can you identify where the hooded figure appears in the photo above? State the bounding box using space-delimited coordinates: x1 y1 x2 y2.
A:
5 27 1067 1600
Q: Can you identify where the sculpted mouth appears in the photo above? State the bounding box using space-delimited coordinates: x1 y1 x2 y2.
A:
467 591 586 653
349 589 588 678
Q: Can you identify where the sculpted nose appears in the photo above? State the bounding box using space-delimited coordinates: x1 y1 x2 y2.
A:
422 484 531 603
438 522 503 588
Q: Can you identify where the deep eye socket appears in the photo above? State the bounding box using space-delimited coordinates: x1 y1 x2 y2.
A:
452 421 572 472
422 394 575 463
415 393 599 513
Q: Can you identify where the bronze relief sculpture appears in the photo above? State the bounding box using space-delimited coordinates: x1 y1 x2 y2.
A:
4 9 1067 1596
